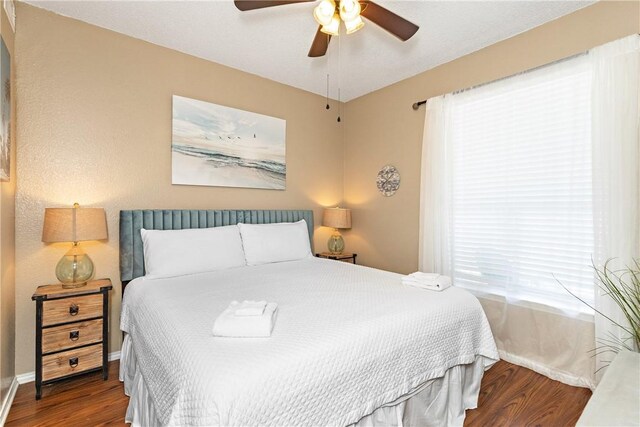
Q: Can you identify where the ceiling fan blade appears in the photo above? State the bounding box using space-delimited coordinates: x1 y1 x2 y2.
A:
308 26 331 58
234 0 314 11
360 1 419 41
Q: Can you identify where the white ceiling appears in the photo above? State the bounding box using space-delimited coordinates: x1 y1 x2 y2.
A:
25 0 595 101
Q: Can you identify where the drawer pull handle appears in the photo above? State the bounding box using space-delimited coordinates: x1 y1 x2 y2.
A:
69 330 80 341
69 357 79 368
69 304 79 316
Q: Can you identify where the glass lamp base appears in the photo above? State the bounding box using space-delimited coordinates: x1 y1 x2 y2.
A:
61 281 89 289
327 230 345 255
56 243 94 288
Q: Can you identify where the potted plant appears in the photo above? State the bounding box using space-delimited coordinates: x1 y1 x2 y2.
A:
559 259 640 361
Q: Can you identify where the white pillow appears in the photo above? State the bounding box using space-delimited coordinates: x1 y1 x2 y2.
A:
238 220 312 266
140 225 246 278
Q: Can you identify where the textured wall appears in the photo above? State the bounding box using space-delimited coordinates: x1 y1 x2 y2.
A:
0 3 16 403
343 1 640 274
14 3 343 375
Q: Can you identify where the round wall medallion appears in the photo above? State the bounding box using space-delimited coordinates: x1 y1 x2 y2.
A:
376 165 401 197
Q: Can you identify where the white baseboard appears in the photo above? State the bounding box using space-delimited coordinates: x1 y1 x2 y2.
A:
0 377 19 427
15 372 33 386
16 350 121 385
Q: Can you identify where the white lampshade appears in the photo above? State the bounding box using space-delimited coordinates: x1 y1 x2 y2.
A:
344 15 364 34
339 0 361 22
321 13 341 36
322 207 352 229
313 0 336 26
42 204 108 243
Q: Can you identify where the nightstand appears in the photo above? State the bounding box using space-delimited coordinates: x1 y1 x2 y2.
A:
31 278 112 400
315 252 358 264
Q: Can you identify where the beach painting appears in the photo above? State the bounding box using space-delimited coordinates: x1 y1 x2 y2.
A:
0 37 10 181
172 95 286 190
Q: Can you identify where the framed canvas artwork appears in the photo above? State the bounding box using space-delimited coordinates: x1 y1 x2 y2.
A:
172 95 286 190
0 37 10 181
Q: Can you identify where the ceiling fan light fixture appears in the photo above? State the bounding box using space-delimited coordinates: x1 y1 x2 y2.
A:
344 15 364 34
236 0 420 59
313 0 336 27
339 0 361 22
320 13 340 36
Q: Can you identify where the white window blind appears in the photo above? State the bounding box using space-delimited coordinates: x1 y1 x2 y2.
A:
449 55 594 313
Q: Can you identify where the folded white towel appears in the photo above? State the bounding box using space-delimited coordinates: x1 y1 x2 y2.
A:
233 300 267 316
407 272 442 282
402 273 452 291
213 301 278 337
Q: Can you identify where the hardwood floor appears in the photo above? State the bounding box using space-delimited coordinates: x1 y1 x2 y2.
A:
6 360 591 426
464 361 592 426
6 363 128 426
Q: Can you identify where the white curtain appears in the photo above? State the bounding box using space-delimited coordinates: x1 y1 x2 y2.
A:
419 94 453 276
419 34 640 388
590 34 640 377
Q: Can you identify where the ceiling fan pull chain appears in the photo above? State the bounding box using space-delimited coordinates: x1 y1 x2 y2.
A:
326 73 330 110
337 33 342 123
337 88 341 122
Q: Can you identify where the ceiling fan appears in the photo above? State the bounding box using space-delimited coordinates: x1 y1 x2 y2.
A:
234 0 419 58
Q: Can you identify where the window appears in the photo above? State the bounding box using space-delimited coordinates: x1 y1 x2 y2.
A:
449 56 594 312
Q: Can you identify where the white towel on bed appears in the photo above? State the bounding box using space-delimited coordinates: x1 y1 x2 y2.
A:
233 300 267 316
213 301 278 337
402 272 452 291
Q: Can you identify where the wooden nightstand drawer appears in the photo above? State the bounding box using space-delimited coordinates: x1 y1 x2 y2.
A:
42 319 103 354
42 344 103 381
42 294 103 326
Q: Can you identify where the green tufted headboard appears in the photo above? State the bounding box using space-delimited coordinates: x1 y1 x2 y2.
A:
119 209 314 284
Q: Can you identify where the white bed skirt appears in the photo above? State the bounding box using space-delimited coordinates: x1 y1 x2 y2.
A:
119 334 493 427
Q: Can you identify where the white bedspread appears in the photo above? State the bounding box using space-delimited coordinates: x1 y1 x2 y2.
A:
120 258 498 426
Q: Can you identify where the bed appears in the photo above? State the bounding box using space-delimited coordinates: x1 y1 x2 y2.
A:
118 209 499 426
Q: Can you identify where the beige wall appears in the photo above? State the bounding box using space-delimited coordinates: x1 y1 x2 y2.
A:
14 3 343 375
343 1 640 274
0 2 16 401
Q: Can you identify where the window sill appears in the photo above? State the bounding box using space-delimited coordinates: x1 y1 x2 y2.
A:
465 288 595 323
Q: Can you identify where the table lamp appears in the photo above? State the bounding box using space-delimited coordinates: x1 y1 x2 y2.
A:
322 207 352 254
42 203 108 288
